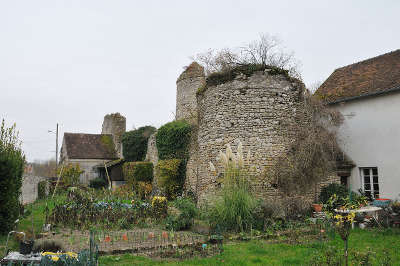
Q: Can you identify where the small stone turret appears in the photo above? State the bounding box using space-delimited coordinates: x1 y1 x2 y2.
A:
101 113 126 158
176 62 206 121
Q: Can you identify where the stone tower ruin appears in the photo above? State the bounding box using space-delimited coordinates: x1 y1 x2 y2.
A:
175 62 206 121
101 113 126 158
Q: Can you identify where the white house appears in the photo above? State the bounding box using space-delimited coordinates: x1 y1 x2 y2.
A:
316 49 400 200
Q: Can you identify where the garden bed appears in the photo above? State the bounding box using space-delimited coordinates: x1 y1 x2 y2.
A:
40 229 207 255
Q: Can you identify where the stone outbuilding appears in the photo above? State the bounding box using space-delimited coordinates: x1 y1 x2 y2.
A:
60 113 126 184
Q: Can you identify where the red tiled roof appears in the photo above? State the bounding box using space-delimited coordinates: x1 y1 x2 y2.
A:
315 49 400 103
63 133 117 160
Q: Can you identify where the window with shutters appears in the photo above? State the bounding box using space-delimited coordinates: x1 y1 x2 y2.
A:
360 167 379 200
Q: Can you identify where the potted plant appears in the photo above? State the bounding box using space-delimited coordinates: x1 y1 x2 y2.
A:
312 203 323 212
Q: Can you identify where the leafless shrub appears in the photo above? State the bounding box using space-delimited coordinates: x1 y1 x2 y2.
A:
270 95 343 198
192 33 301 78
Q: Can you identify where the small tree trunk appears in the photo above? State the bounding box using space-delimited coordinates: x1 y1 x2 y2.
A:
345 237 348 266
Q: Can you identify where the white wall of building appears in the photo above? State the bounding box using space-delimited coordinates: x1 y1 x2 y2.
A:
333 92 400 200
66 159 109 184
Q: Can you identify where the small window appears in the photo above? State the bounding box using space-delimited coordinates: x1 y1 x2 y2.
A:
360 167 379 200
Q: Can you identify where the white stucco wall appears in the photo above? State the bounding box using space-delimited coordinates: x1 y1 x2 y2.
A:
65 159 110 184
333 92 400 200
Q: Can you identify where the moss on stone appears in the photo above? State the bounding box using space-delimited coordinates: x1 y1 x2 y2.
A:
196 64 298 97
101 135 115 154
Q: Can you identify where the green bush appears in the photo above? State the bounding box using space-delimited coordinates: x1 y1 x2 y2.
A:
156 159 185 200
319 183 349 204
58 163 83 187
38 180 48 199
89 177 107 189
122 162 153 184
122 126 156 162
0 120 25 234
166 197 197 231
156 120 191 160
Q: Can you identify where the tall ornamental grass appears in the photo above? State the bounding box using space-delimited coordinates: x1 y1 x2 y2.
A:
209 141 257 232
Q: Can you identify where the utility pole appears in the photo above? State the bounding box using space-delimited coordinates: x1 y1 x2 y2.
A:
55 123 58 176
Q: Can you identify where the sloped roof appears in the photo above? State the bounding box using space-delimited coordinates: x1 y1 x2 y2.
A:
63 133 118 160
315 49 400 103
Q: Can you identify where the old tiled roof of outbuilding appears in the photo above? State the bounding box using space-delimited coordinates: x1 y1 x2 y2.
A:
63 133 118 160
315 49 400 103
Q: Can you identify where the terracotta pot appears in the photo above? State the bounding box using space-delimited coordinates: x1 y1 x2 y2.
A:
312 203 323 212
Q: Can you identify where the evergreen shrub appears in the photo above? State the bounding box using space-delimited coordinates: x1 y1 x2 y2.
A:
0 120 25 234
166 197 197 231
152 196 168 218
156 120 191 160
122 162 153 185
38 180 48 199
89 177 107 189
122 126 156 162
319 183 349 204
156 159 185 200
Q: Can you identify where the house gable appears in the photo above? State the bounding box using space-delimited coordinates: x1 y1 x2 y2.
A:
315 49 400 103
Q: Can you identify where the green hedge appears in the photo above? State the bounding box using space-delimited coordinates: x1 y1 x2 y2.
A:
156 120 191 160
156 159 185 200
319 183 349 204
122 162 153 186
38 180 47 199
0 120 25 234
166 197 197 231
89 177 107 189
122 126 156 162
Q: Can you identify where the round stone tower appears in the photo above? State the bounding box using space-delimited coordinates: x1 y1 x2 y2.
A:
101 113 126 158
176 62 206 121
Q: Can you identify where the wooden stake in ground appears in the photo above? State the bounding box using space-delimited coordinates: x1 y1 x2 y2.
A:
104 162 111 190
52 164 64 199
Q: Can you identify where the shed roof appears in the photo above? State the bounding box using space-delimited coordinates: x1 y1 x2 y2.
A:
315 49 400 103
63 133 118 160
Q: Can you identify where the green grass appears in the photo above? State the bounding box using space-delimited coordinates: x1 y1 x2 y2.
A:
2 197 400 265
0 194 65 254
99 229 400 265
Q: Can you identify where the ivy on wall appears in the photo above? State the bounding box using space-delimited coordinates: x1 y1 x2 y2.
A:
197 63 293 96
122 126 156 162
156 120 191 160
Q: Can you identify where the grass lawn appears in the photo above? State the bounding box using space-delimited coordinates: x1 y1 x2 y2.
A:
2 198 400 265
0 195 65 253
99 228 400 265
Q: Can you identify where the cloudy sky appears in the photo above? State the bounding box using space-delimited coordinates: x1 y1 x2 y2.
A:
1 0 399 162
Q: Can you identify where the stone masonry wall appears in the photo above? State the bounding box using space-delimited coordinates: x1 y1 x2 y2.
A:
20 174 47 204
145 132 159 189
101 113 126 158
193 70 305 203
176 62 206 121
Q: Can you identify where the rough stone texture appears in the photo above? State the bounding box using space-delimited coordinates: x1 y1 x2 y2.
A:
101 113 126 158
20 174 47 204
191 71 307 203
176 62 206 121
184 125 200 195
145 132 159 189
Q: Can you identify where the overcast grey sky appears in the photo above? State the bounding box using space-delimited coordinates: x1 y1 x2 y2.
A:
1 0 399 162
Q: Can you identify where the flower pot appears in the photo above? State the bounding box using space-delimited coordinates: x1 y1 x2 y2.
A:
312 204 323 212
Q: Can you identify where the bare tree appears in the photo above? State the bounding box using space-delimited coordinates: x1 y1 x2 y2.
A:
192 33 301 78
